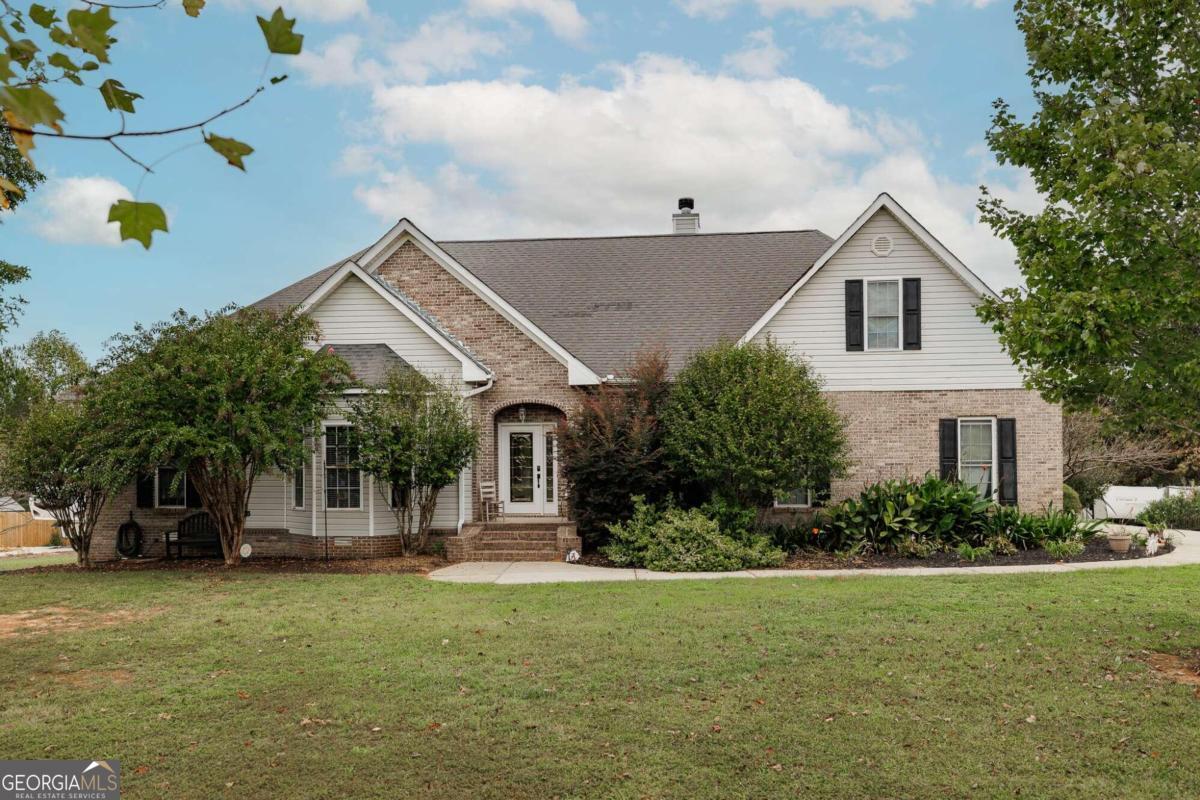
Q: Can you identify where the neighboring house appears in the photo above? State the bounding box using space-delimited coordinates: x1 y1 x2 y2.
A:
92 194 1061 562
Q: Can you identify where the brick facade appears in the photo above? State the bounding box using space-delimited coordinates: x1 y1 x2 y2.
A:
376 240 584 520
826 389 1062 512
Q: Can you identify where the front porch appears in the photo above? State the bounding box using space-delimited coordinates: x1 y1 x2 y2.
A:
444 519 581 563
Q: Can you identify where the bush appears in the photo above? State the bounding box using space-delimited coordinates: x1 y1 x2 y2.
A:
561 350 673 547
1139 491 1200 531
1044 538 1085 560
604 497 784 572
663 339 847 509
1061 483 1082 515
821 475 991 555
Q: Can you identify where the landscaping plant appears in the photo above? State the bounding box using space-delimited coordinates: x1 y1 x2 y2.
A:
347 366 477 556
1139 492 1200 532
663 339 847 513
87 307 351 566
0 400 128 567
560 350 673 547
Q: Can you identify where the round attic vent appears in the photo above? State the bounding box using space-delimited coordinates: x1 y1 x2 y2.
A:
871 234 894 257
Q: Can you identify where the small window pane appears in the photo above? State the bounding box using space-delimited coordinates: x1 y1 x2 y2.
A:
867 317 899 350
324 425 360 509
867 280 899 312
293 467 304 509
157 466 185 507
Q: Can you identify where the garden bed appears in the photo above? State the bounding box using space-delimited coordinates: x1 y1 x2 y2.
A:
1 554 447 576
580 538 1173 571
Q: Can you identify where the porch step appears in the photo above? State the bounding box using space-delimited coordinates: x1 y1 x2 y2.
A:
480 530 557 542
476 539 559 552
467 550 561 562
480 522 562 533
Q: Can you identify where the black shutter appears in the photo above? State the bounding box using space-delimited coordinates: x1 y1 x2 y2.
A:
938 419 958 481
903 278 921 350
998 418 1018 506
136 472 155 508
845 280 864 351
185 475 203 509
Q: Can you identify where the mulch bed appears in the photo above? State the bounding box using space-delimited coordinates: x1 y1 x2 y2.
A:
579 538 1174 570
4 555 447 576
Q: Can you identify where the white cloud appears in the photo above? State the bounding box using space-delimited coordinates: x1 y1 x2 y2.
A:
31 176 136 247
346 54 1034 288
722 28 787 78
296 15 510 87
677 0 933 21
215 0 368 23
822 17 911 67
466 0 588 40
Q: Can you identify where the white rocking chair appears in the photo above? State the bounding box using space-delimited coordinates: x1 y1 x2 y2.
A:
479 480 505 522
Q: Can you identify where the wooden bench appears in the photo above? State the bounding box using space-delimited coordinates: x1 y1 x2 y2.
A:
165 511 222 559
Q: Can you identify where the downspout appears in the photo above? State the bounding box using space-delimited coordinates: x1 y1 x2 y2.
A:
457 377 494 533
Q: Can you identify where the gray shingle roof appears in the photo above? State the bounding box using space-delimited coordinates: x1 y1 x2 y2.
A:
257 229 834 377
320 343 413 386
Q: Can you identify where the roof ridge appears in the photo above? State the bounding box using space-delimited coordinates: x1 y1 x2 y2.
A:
438 229 830 245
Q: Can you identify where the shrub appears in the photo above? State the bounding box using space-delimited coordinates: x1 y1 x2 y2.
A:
604 497 784 572
955 542 992 562
982 505 1039 550
1139 491 1200 532
821 475 991 554
1044 538 1085 560
561 350 673 547
1035 509 1101 543
1061 483 1082 515
663 339 847 509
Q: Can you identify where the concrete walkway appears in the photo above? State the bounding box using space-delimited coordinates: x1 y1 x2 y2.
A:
428 529 1200 585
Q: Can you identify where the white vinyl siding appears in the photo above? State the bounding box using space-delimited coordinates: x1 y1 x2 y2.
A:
754 209 1024 390
307 274 462 381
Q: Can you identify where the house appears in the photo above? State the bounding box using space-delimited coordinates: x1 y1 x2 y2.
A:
91 193 1061 562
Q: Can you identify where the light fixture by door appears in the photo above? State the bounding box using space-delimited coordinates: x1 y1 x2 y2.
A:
518 406 527 423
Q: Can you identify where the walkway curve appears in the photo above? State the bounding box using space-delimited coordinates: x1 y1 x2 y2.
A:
428 530 1200 585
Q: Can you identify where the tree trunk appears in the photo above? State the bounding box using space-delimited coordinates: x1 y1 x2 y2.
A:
189 460 252 567
416 486 440 554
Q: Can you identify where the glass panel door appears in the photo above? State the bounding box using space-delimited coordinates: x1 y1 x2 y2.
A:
509 431 534 503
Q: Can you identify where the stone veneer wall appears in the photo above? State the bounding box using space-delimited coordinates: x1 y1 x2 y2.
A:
375 240 584 519
826 389 1062 512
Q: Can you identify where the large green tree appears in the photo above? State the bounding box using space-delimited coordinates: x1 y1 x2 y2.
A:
0 329 89 425
662 339 848 510
978 0 1200 437
87 307 350 565
347 367 477 556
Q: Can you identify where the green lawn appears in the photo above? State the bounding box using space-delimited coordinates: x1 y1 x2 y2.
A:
0 552 75 571
1 566 1198 799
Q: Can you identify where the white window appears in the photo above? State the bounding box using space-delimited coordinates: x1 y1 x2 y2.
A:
156 466 187 508
324 425 361 509
958 418 997 500
775 486 812 509
292 467 305 510
865 278 901 350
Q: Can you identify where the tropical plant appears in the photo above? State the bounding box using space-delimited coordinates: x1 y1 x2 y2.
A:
663 339 847 509
1044 538 1085 561
86 306 350 565
347 366 477 555
560 350 673 546
0 400 128 566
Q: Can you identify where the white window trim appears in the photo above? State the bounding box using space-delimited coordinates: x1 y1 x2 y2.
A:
323 423 363 511
957 417 998 501
774 486 813 509
155 466 187 509
292 466 305 511
864 276 903 352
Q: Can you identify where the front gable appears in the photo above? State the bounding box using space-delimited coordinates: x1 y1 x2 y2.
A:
745 197 1023 391
357 220 601 386
301 267 490 383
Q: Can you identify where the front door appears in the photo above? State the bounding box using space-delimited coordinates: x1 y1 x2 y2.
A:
498 423 558 515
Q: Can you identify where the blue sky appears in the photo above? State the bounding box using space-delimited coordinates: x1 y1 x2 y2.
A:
3 0 1038 359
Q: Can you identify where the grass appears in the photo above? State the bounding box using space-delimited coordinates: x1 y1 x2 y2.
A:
0 552 75 571
2 566 1199 799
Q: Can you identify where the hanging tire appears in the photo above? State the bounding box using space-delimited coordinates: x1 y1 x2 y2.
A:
116 518 143 558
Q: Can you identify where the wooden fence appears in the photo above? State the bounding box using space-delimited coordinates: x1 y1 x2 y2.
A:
0 511 59 548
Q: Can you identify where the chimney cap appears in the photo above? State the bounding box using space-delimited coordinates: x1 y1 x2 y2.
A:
678 197 695 212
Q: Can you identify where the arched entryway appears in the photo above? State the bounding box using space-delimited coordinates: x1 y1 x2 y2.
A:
492 402 566 517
